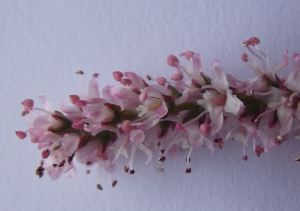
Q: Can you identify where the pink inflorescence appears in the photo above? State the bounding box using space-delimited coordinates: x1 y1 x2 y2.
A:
17 37 300 189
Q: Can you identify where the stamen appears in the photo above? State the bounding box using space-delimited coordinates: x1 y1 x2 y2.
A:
97 184 103 190
246 46 266 72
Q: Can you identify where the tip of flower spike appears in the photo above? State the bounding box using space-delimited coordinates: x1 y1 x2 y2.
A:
113 71 123 81
167 54 179 67
241 53 249 62
76 70 84 75
179 51 194 60
249 37 260 46
171 74 183 81
157 77 166 86
15 131 27 139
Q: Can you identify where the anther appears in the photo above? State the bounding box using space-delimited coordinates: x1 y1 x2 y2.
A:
294 156 300 163
97 184 103 190
185 168 192 173
58 160 65 167
255 150 261 157
146 75 152 80
158 156 166 162
241 53 249 62
76 70 84 74
93 73 99 78
249 37 260 46
218 141 224 149
86 170 90 174
157 168 164 172
277 135 283 141
243 155 248 161
243 40 251 47
112 180 118 187
41 149 50 159
129 169 135 174
124 166 129 172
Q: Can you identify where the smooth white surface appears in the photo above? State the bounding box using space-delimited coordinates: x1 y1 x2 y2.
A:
1 0 300 210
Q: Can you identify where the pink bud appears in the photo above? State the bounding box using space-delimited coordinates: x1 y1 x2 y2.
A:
139 92 147 102
157 77 166 86
175 123 185 130
21 99 34 110
72 121 85 129
293 53 300 60
241 53 249 62
121 120 134 133
171 74 183 81
200 124 211 135
120 78 132 86
113 71 123 81
249 37 260 46
167 55 179 67
75 100 87 107
15 131 27 139
69 95 80 104
179 51 194 60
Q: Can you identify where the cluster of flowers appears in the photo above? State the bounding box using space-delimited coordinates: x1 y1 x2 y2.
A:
16 37 300 189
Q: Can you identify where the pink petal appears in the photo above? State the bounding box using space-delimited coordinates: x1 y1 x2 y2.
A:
129 129 145 145
209 105 224 135
61 134 80 156
211 60 229 91
124 72 147 88
39 134 61 143
277 105 293 136
87 78 100 99
76 140 100 164
270 50 289 74
185 123 204 148
38 94 53 111
284 54 300 92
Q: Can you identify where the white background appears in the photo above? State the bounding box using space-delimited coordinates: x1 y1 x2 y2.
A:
1 0 300 210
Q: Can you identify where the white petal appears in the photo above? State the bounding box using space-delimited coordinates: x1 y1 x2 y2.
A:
224 90 244 115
